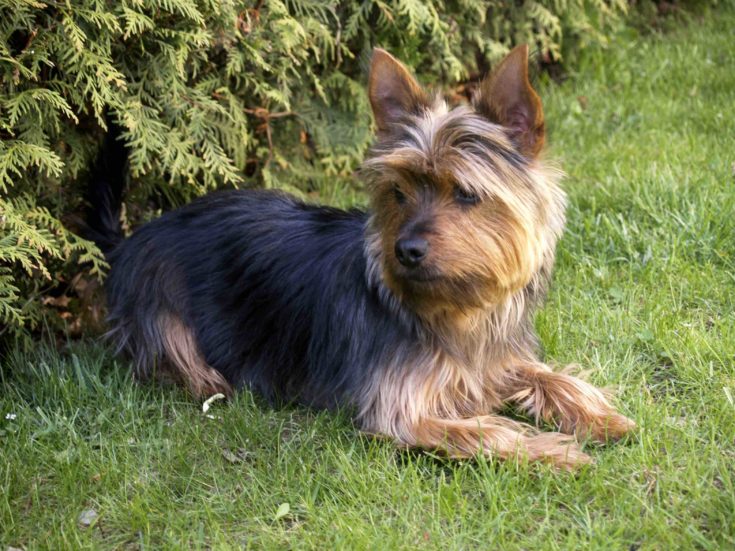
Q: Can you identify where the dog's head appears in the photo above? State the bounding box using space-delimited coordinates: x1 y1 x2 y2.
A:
362 46 566 319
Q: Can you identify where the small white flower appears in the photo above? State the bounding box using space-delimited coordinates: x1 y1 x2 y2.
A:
5 413 17 421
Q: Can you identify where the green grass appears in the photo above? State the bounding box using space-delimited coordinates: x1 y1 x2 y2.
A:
3 8 735 550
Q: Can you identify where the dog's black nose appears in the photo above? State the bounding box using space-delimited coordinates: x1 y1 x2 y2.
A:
395 237 428 268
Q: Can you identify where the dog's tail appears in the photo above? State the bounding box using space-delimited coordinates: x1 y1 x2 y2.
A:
83 119 127 255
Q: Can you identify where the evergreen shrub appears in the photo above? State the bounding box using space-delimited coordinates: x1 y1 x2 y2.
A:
1 0 629 340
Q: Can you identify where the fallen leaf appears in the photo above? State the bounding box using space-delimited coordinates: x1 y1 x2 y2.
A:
274 502 290 520
202 393 226 413
222 449 239 463
42 295 71 308
222 447 252 464
78 508 98 527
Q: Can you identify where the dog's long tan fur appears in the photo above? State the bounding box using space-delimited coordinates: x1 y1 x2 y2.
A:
356 45 634 469
159 313 233 399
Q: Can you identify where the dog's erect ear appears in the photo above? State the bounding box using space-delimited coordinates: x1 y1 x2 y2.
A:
475 45 545 158
369 48 429 133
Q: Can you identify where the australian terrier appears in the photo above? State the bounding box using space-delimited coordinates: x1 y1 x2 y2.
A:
92 45 634 469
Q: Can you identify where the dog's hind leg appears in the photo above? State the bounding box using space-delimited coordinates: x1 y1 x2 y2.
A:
158 313 233 400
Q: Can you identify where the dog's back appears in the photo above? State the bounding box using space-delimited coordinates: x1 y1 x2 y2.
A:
104 189 412 407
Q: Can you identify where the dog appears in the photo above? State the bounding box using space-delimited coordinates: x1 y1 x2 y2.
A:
91 45 635 470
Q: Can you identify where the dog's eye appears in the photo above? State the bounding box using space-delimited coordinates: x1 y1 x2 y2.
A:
454 186 479 206
393 185 406 205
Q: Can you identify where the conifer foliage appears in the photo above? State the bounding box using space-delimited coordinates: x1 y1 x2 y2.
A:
0 0 627 341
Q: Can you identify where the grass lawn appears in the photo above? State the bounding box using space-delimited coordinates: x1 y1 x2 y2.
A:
2 8 735 550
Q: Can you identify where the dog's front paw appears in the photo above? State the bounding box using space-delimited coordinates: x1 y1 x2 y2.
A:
524 432 593 471
586 412 636 442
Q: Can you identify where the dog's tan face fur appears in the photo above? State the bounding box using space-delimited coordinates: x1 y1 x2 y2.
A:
363 47 566 323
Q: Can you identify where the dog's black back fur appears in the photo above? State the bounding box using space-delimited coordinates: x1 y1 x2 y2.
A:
105 190 415 408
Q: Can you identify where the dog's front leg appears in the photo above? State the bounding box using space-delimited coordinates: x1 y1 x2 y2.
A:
402 415 591 470
501 361 636 442
362 405 591 470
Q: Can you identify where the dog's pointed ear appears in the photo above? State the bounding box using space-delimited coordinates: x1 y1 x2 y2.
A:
369 48 429 133
475 45 545 158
